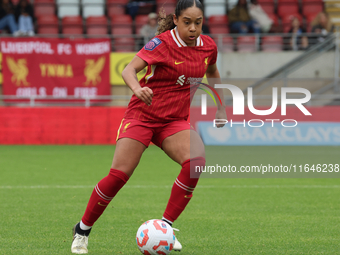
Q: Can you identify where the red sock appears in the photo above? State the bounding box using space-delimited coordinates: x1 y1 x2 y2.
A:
81 169 129 227
163 157 205 223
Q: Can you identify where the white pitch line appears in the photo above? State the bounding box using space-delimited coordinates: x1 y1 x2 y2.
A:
0 185 340 189
0 185 95 189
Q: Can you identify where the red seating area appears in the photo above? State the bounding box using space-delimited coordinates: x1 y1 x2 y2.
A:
281 13 303 32
237 36 257 53
257 0 275 14
156 0 176 14
34 0 56 17
135 15 149 35
27 0 157 53
271 0 322 32
206 0 325 51
34 0 162 51
37 15 59 35
34 0 325 35
62 16 83 35
261 36 284 52
207 0 324 35
86 16 108 35
209 15 229 33
33 0 325 52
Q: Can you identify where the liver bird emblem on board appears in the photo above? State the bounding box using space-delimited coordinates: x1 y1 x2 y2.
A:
6 57 30 86
83 56 106 86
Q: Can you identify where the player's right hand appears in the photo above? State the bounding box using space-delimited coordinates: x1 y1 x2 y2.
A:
134 87 153 106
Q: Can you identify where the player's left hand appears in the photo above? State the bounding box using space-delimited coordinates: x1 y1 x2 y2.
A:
215 108 227 128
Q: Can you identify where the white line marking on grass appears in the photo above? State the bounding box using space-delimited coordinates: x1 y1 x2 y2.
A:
0 185 340 189
0 185 95 189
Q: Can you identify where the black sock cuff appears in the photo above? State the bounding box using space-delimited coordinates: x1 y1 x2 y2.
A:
76 222 91 236
162 219 173 227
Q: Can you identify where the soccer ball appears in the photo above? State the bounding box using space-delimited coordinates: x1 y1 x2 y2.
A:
136 219 175 255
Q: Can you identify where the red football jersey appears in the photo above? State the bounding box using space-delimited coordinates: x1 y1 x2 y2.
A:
124 27 218 122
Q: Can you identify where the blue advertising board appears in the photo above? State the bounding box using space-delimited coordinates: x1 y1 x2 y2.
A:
197 122 340 146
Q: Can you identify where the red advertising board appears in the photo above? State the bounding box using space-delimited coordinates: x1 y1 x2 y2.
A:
0 106 339 145
1 38 111 102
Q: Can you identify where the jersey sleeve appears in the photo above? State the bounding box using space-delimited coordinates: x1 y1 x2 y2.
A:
137 37 168 65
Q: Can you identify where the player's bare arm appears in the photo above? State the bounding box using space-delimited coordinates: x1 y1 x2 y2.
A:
122 55 154 106
206 63 227 127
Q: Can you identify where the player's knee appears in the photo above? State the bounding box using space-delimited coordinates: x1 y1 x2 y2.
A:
181 156 206 181
188 148 205 163
110 161 138 177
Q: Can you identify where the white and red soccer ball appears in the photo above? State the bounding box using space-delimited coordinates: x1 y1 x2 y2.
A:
136 219 175 255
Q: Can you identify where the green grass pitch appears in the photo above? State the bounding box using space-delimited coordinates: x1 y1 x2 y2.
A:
0 145 339 254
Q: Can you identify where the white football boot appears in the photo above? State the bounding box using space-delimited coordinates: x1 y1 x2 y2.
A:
71 225 89 254
173 228 182 251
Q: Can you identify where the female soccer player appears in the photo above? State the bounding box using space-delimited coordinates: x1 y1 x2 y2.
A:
71 0 227 253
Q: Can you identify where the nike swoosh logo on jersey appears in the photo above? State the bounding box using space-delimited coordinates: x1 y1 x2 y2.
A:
175 61 184 65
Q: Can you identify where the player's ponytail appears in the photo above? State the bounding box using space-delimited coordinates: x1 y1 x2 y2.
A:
156 0 203 35
156 11 175 35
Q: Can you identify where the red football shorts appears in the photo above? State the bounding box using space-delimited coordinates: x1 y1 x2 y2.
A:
116 118 193 148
